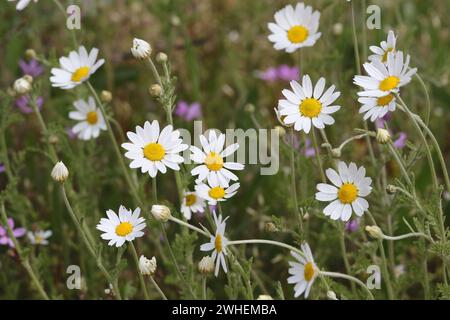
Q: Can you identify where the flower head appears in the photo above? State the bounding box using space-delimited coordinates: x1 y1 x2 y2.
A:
8 0 38 11
200 211 229 276
181 190 206 220
139 255 157 276
27 230 52 245
122 120 188 178
190 130 244 187
19 59 44 77
354 51 417 98
50 46 105 89
0 218 26 248
365 225 383 239
279 76 341 133
195 177 240 206
69 97 107 140
268 3 321 53
151 205 171 222
369 30 397 64
15 95 43 114
51 161 69 183
131 38 152 59
198 256 215 275
96 206 146 247
287 243 318 298
175 101 202 121
376 128 391 144
315 162 372 221
13 76 32 95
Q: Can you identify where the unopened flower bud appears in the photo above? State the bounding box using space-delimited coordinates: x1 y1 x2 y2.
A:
49 135 59 145
13 76 32 95
170 15 181 27
51 161 69 183
365 225 383 239
264 222 278 233
376 128 391 144
257 295 274 300
139 255 157 276
25 49 37 60
198 256 215 275
327 290 338 300
156 52 168 64
386 184 396 195
131 38 152 59
151 205 171 222
149 84 163 97
331 148 341 158
274 126 286 138
100 90 112 103
332 23 343 36
244 103 255 113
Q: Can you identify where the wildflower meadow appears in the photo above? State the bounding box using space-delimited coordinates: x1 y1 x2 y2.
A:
1 0 450 303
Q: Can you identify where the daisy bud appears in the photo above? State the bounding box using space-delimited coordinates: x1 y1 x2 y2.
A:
365 225 383 239
376 128 391 144
386 184 397 195
274 126 286 138
100 90 113 103
331 148 341 158
170 15 181 27
131 38 152 60
49 135 59 145
198 256 215 275
151 205 171 222
244 103 255 113
332 23 343 36
139 255 157 276
51 161 69 183
327 290 338 300
257 295 274 300
13 76 32 95
25 48 37 60
264 222 278 233
156 52 168 64
149 84 163 97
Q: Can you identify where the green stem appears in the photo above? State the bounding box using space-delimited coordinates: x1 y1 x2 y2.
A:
228 239 305 257
311 128 326 183
129 242 150 299
1 202 49 300
319 271 374 300
149 276 168 300
289 129 304 233
338 223 355 294
387 142 413 186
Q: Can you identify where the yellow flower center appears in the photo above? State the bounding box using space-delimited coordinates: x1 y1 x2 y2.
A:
299 98 322 118
382 48 394 63
185 194 197 206
215 234 223 252
86 111 98 124
379 76 400 91
205 152 224 171
376 94 394 106
115 222 133 237
209 186 225 200
71 66 90 82
304 262 315 282
35 235 44 243
287 25 309 44
338 183 358 204
143 143 165 161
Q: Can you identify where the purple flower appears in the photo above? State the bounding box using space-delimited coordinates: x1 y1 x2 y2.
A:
19 59 44 78
302 138 316 158
393 132 407 149
175 101 202 121
277 65 299 81
15 95 43 114
66 127 78 140
0 218 26 248
345 219 360 233
284 135 315 158
0 163 5 174
258 67 278 82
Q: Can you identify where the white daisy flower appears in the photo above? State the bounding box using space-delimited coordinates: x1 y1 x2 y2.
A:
121 120 189 178
195 177 240 206
190 130 244 187
8 0 37 11
369 30 397 64
287 243 318 298
181 190 206 220
279 75 341 133
50 46 105 90
69 96 107 140
96 206 146 247
268 2 321 53
353 51 417 98
200 211 229 276
27 230 52 245
358 93 396 122
315 162 372 221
